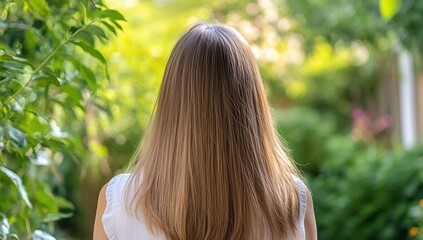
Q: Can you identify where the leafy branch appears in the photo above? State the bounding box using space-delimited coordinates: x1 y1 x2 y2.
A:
0 1 125 238
1 19 98 109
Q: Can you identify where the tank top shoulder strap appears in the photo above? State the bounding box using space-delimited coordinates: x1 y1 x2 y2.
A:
293 175 307 237
102 173 131 240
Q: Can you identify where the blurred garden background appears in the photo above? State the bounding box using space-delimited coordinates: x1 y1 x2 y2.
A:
1 0 423 239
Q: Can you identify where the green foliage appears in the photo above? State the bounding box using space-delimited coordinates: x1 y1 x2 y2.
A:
310 143 423 239
0 0 124 238
275 107 347 174
276 105 423 239
409 199 423 238
284 0 423 53
388 0 423 52
284 0 386 49
277 106 423 239
281 42 379 112
275 2 423 237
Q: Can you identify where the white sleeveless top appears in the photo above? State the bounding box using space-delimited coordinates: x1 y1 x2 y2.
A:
102 174 307 240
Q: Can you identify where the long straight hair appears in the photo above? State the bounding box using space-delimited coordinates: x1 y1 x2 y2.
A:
125 23 301 240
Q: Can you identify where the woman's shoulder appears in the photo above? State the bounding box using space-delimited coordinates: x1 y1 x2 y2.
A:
101 172 163 239
94 173 133 240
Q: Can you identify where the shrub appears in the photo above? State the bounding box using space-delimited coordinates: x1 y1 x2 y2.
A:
311 139 423 239
275 106 423 239
0 0 124 238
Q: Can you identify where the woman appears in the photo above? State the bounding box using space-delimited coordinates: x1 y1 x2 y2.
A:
94 23 317 240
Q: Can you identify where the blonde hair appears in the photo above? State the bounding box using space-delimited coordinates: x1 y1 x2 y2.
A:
125 23 301 240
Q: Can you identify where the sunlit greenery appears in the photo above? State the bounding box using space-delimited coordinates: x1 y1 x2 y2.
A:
0 0 124 238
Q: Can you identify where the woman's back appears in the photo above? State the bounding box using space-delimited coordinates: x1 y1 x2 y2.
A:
101 173 307 240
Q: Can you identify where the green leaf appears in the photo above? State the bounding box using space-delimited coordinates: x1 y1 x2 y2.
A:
73 41 106 64
32 183 59 213
79 64 97 92
83 25 108 41
110 19 123 31
94 10 126 21
24 0 51 18
74 31 95 46
59 20 71 32
41 212 73 223
100 20 117 36
0 54 36 68
54 196 74 210
61 85 83 108
24 30 38 52
32 230 55 240
12 56 35 68
68 56 97 92
379 0 400 21
33 75 60 87
2 61 32 73
78 2 87 23
20 114 50 137
0 166 33 209
8 127 27 149
8 80 24 94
